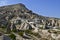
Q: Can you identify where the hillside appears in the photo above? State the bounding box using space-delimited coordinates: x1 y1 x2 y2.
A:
0 3 60 40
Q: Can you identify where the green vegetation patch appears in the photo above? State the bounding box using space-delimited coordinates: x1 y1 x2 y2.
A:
9 33 16 40
18 31 24 36
18 30 41 38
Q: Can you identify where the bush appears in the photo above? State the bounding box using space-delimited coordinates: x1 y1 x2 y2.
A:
25 30 41 38
12 29 17 32
53 31 57 34
48 30 51 33
25 30 32 34
18 31 24 36
18 30 41 38
0 26 6 29
9 33 16 40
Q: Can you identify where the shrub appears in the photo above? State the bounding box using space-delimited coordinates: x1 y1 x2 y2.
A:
9 33 16 40
25 30 41 38
18 31 24 36
48 30 51 33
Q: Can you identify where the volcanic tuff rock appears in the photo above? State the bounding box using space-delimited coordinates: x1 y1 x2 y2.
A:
0 3 60 28
0 3 60 40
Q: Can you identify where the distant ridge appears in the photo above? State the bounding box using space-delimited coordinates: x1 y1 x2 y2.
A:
0 3 60 20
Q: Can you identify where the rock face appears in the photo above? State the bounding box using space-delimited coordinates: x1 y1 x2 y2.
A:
0 3 60 40
0 3 60 29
